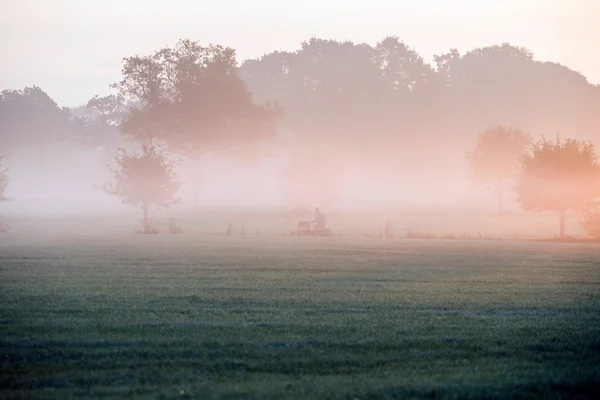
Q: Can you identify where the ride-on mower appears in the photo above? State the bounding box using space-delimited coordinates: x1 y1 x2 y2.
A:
297 220 333 237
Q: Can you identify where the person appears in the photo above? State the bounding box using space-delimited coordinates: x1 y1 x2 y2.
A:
312 207 327 232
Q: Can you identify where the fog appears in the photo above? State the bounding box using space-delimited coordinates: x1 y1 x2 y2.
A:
1 35 599 243
1 138 507 216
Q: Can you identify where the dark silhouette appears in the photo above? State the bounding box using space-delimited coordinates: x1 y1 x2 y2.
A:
312 207 327 231
97 142 181 234
516 136 600 238
467 125 531 213
297 207 332 236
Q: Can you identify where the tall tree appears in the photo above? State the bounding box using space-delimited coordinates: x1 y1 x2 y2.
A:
98 142 181 233
75 94 129 151
241 38 391 207
86 94 129 128
374 36 436 93
0 86 73 153
112 39 281 204
0 156 9 202
467 125 531 213
516 136 600 238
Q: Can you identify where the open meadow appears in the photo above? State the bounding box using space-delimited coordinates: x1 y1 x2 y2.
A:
1 213 600 399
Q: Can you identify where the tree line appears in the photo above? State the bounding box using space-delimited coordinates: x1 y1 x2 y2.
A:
1 36 599 237
467 126 599 238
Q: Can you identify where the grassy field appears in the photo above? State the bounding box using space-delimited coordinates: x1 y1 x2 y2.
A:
1 230 600 399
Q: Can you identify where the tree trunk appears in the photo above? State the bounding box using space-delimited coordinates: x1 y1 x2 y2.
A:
559 208 566 238
143 205 150 234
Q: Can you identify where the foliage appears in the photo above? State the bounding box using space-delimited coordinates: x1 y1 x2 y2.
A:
98 142 181 212
67 94 130 151
0 86 73 151
2 37 600 208
85 94 129 128
467 125 530 212
112 39 282 160
241 38 600 205
468 125 531 185
0 156 9 201
516 136 599 213
516 135 600 237
374 36 436 93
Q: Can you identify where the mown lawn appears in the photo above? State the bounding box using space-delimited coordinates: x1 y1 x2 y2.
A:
1 235 599 399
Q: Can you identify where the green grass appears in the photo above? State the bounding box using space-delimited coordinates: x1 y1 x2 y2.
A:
1 234 599 399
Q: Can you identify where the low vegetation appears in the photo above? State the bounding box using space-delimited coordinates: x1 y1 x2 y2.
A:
1 236 599 399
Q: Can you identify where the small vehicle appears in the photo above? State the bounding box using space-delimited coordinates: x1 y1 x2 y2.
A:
297 221 333 237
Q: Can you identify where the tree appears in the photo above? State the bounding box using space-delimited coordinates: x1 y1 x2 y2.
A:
240 38 391 207
98 142 181 233
72 94 129 151
467 125 531 213
86 94 129 128
0 86 73 153
111 39 281 204
0 156 9 202
374 36 436 93
516 136 600 238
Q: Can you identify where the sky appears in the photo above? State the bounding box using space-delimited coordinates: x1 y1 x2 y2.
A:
1 0 599 107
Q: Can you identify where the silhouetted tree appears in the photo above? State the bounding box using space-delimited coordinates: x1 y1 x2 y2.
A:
467 125 531 213
0 156 9 202
70 94 129 151
86 94 129 128
98 142 180 233
516 136 600 238
241 38 389 206
375 36 435 93
112 39 281 204
67 96 124 151
0 86 73 152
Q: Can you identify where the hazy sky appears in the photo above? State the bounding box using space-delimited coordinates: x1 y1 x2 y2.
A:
1 0 599 107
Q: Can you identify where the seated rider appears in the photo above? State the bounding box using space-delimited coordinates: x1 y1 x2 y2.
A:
312 207 327 231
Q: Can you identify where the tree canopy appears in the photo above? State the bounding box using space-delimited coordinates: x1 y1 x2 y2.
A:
467 125 531 213
240 39 600 207
0 86 121 153
0 86 73 152
516 136 600 237
99 142 180 211
112 39 282 160
2 36 600 212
